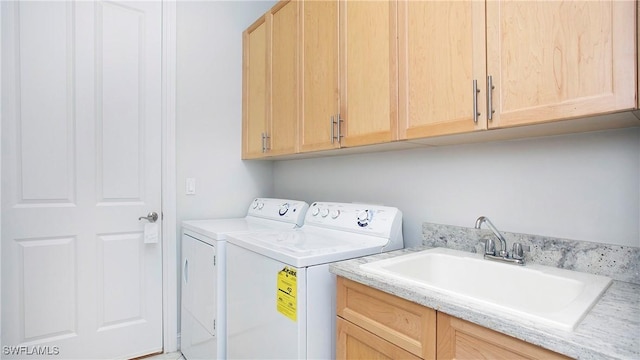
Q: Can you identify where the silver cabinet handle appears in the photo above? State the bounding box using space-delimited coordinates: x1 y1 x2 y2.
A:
473 79 480 123
330 115 335 143
336 113 343 142
261 132 266 153
487 75 495 121
138 212 158 222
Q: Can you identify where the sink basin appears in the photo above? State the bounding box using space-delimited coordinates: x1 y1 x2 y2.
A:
360 247 612 331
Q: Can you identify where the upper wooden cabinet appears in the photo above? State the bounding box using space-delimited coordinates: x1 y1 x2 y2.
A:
339 0 398 147
244 0 637 158
299 0 340 152
399 0 636 140
398 1 487 139
242 16 268 158
487 0 636 128
242 1 298 159
299 0 398 152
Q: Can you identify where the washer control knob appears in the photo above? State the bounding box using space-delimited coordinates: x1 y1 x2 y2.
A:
252 199 259 209
279 203 290 216
320 208 330 218
258 202 264 210
330 210 340 219
311 206 320 216
357 210 371 227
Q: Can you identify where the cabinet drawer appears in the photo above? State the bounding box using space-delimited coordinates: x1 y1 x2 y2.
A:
337 277 436 359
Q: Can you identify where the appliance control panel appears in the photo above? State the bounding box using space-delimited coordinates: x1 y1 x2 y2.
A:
305 202 402 238
247 198 309 226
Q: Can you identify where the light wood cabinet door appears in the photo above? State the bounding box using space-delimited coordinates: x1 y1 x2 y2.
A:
340 0 398 147
337 277 436 359
486 0 636 129
337 317 421 360
436 313 571 360
269 0 298 156
242 17 268 159
299 0 340 152
398 0 487 139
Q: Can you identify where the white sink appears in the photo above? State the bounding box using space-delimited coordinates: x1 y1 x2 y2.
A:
360 247 612 331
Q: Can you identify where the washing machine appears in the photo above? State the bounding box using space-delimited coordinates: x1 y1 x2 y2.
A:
226 201 403 359
180 198 309 360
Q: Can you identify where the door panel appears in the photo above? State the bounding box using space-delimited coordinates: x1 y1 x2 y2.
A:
2 1 163 358
19 237 77 341
99 1 146 201
97 232 145 327
15 1 75 204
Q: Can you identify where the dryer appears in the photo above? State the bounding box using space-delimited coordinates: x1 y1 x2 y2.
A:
226 201 403 359
180 198 308 360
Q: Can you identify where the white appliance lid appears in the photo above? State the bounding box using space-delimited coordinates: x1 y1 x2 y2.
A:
226 227 390 267
182 217 299 241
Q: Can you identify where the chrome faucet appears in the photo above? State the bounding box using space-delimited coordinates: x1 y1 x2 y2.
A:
475 216 508 257
474 216 528 265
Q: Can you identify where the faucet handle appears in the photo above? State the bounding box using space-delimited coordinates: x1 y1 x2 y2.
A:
512 242 530 260
484 238 496 256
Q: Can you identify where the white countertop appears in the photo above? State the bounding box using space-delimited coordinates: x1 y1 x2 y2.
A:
329 246 640 360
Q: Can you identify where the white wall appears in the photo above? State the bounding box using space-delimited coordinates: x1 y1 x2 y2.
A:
273 128 640 248
176 0 275 227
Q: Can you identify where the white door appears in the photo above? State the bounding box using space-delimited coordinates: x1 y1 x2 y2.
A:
1 1 163 359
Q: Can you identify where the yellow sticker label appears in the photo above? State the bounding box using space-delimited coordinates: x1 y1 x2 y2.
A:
277 266 297 322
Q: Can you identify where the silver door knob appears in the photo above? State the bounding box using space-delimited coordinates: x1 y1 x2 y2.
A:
138 212 158 222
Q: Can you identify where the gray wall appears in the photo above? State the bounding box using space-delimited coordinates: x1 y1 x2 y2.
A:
273 128 640 248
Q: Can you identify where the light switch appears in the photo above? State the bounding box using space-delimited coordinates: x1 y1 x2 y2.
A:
186 178 196 195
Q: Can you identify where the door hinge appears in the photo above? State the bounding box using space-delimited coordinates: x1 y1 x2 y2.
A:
213 319 216 331
213 255 216 266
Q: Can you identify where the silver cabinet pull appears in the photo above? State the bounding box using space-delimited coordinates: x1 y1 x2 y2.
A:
330 114 343 144
330 115 335 143
473 79 480 123
336 113 343 142
487 75 495 121
138 212 158 222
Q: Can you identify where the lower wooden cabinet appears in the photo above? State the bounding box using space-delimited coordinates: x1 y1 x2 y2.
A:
337 317 421 360
337 277 437 359
437 312 571 360
337 276 571 360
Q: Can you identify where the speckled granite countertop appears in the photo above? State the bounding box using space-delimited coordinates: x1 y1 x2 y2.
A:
329 246 640 360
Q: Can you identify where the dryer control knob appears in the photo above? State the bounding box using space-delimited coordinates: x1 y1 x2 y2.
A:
330 210 340 219
320 208 329 218
357 209 371 227
311 207 320 216
252 199 259 209
258 202 264 210
279 203 290 216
